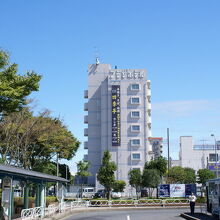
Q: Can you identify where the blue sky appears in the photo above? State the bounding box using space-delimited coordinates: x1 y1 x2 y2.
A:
1 0 220 172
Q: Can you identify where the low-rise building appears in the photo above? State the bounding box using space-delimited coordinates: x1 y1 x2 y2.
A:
148 137 163 159
179 136 220 175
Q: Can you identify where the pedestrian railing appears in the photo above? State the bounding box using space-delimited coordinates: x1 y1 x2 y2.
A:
21 208 34 220
21 206 44 220
89 199 188 207
21 199 189 219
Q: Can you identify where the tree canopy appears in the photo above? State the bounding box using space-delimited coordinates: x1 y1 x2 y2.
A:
0 106 80 169
97 151 117 199
76 160 91 198
128 169 142 199
0 50 41 115
167 166 196 184
142 169 160 197
76 160 90 179
167 166 186 184
144 156 167 177
183 167 196 184
113 180 126 192
197 169 215 186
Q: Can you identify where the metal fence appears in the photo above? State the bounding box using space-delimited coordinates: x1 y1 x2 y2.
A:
21 199 190 219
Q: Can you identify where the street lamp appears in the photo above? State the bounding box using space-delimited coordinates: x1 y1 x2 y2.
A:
211 134 218 178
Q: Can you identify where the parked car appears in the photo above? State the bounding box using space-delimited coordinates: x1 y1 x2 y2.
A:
78 187 95 198
95 189 106 198
111 191 122 198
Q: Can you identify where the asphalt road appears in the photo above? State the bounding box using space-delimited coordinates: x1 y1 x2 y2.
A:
65 208 191 220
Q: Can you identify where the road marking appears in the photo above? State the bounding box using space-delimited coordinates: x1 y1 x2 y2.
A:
127 215 130 220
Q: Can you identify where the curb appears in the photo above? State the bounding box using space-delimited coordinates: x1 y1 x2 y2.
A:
180 213 200 220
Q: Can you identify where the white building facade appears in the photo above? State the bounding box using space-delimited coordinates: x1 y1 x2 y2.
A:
180 136 220 175
84 63 152 194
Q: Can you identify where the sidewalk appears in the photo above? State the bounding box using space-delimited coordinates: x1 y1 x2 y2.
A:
180 212 218 220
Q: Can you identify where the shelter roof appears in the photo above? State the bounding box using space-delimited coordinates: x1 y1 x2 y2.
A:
0 164 68 183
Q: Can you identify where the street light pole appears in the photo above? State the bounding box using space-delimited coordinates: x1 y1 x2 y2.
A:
211 134 218 178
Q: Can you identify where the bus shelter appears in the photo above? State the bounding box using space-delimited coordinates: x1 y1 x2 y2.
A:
0 164 68 220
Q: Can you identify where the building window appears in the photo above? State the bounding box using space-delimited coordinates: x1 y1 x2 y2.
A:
131 111 140 118
132 153 141 160
131 125 140 132
131 139 141 146
209 153 218 162
131 84 140 91
131 97 140 104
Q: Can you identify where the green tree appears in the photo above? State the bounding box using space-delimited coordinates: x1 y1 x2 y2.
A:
128 169 142 199
144 156 167 177
97 151 117 200
183 167 196 184
0 50 41 115
76 160 91 198
0 107 80 169
167 166 186 184
113 180 126 192
197 169 215 186
142 169 160 197
33 161 57 176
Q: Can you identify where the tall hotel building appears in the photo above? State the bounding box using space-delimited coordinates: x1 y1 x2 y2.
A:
84 62 152 193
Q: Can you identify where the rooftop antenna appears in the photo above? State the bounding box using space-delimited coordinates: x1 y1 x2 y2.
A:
94 46 100 65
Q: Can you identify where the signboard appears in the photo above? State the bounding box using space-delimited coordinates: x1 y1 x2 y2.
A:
158 184 170 197
112 85 120 146
170 184 185 198
208 164 220 171
109 70 145 80
185 184 197 197
158 184 196 198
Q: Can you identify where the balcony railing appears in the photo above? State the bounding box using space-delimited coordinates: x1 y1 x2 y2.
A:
84 141 88 149
84 90 88 98
84 103 88 111
84 115 88 124
84 128 88 136
84 154 88 161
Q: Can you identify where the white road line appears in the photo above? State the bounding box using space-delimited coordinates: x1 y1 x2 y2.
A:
127 215 130 220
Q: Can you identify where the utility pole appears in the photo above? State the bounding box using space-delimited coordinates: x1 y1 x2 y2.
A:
56 152 59 197
56 152 59 177
167 128 170 173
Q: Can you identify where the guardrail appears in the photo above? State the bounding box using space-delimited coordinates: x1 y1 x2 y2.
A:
21 199 190 219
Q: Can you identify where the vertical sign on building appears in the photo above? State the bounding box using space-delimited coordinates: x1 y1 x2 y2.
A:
112 85 120 146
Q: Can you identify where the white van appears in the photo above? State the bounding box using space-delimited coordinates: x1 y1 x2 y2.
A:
78 187 95 198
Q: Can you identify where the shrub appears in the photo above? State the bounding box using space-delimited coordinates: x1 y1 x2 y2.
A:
196 197 205 204
46 196 58 206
